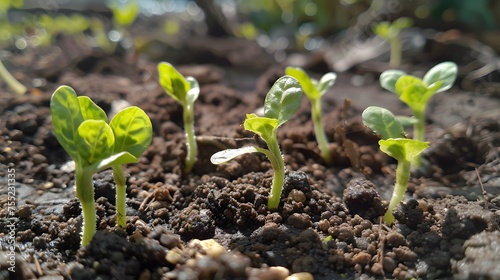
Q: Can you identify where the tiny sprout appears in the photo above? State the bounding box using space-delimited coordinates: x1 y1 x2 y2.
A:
51 86 152 246
158 62 200 173
379 61 457 166
0 59 27 95
372 17 413 67
285 66 337 164
362 106 429 225
211 76 303 209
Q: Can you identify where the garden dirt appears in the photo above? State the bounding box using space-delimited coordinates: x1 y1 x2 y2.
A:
0 35 499 280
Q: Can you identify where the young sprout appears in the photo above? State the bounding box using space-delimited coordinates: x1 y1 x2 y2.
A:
51 86 152 246
372 17 413 67
211 76 303 209
285 67 337 164
362 106 429 225
379 61 457 166
0 59 27 95
158 62 200 173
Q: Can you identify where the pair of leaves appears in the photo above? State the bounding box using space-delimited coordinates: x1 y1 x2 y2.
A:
362 106 429 162
51 86 152 171
211 75 302 164
380 62 458 112
157 62 200 107
285 67 336 101
373 17 413 40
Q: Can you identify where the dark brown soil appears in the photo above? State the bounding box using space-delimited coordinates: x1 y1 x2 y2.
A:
0 33 499 280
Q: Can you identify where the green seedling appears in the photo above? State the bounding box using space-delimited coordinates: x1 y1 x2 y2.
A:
211 76 303 209
0 59 27 95
379 61 457 166
285 66 337 164
372 17 413 67
51 86 152 246
158 62 200 173
362 106 429 225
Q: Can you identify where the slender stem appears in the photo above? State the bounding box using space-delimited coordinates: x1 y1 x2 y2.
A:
75 167 96 247
412 109 426 167
112 165 127 228
183 102 198 173
0 60 27 95
389 37 402 68
384 159 411 225
311 98 331 164
258 129 285 210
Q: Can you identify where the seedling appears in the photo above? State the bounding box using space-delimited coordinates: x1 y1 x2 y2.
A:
379 61 457 166
362 106 429 225
158 62 200 173
0 59 27 95
51 86 152 246
372 17 413 67
285 66 337 164
211 76 302 209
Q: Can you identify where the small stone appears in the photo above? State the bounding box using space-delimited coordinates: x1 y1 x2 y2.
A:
166 250 182 265
383 256 397 273
371 262 384 275
32 153 47 164
386 232 406 248
287 213 311 229
17 205 32 219
288 189 306 203
160 233 181 249
352 252 371 266
199 239 225 258
285 272 314 280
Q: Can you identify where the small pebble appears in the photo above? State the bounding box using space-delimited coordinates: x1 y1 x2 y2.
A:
199 239 225 258
285 272 314 280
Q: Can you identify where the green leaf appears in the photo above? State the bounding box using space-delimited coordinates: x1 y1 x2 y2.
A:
318 72 337 96
395 115 418 127
244 114 279 142
110 0 139 27
392 17 413 30
210 146 259 164
75 120 114 167
362 106 404 140
423 62 457 93
110 106 153 158
373 21 390 39
50 85 85 161
399 82 431 113
263 75 303 127
379 138 429 162
394 75 425 96
78 96 108 122
285 67 319 100
94 151 138 172
186 77 200 104
157 62 190 105
380 70 406 94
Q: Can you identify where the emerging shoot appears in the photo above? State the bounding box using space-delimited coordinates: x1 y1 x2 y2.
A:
211 76 303 209
285 66 337 164
362 106 429 225
158 62 200 173
51 86 152 246
372 17 413 67
379 61 457 166
0 59 27 95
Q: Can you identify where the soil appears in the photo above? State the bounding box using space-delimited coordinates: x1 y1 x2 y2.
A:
0 31 499 280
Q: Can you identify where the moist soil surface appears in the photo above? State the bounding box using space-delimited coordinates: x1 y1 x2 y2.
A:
1 35 500 280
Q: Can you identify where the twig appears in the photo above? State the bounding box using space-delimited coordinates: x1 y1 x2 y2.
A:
475 167 489 209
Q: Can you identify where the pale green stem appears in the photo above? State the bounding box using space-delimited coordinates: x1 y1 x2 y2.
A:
183 102 197 173
0 60 27 95
75 167 96 247
311 98 331 164
412 110 426 167
257 129 285 210
384 159 411 225
389 37 402 68
112 165 127 228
